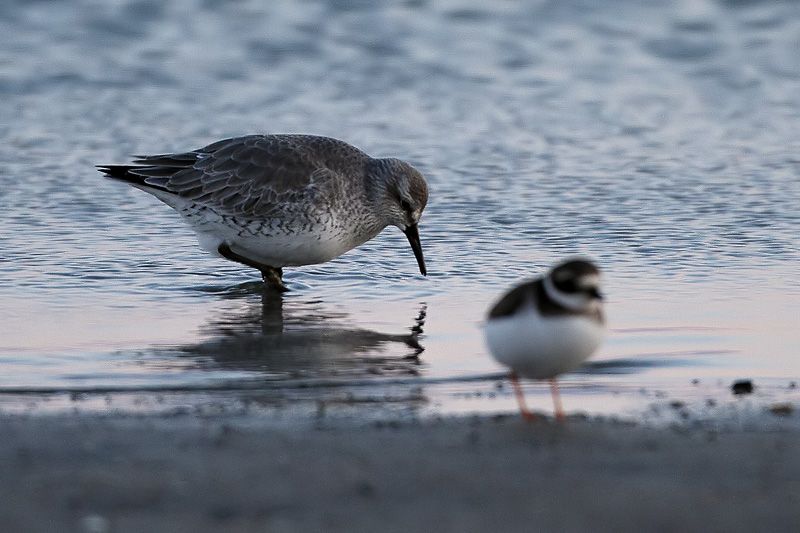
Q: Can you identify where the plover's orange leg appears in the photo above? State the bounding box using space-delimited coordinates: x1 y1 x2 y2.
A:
550 378 565 422
510 372 536 422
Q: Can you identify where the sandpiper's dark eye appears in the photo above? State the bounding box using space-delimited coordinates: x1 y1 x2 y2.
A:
400 199 412 213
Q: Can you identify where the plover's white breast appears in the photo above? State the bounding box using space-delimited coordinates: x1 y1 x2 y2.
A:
484 303 605 380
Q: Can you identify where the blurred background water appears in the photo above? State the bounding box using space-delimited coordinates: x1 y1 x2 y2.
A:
0 0 798 419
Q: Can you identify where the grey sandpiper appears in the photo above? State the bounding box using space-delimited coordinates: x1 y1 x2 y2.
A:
98 134 429 291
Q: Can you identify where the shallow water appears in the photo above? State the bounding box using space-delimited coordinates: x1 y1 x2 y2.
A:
1 0 798 419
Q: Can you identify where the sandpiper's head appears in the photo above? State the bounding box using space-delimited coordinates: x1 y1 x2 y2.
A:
543 258 604 312
372 158 429 276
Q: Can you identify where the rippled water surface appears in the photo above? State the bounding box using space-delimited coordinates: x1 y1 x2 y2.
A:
1 0 798 419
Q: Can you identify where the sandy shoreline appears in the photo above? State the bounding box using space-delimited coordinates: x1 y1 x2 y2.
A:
2 412 798 532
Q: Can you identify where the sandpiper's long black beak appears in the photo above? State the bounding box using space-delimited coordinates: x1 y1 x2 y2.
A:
403 224 427 276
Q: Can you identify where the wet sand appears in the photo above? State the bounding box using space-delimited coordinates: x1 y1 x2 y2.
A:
2 413 798 532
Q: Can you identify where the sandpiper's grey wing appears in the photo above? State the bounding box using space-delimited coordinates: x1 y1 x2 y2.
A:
105 135 347 217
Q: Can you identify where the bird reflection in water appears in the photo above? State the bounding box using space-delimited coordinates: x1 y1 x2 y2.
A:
177 287 427 382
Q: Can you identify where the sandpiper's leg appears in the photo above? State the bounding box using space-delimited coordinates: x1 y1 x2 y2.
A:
550 378 565 422
510 372 536 422
260 267 288 292
218 244 288 291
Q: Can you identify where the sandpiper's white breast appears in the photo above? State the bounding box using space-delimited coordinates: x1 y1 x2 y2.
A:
195 227 353 267
186 209 372 267
484 303 605 379
149 181 377 267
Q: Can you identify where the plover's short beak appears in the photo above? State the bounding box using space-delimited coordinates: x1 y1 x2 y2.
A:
403 224 427 276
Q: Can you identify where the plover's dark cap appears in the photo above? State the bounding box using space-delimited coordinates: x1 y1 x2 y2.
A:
488 258 604 322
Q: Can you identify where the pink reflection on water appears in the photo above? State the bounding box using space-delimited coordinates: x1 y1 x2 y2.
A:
0 268 798 419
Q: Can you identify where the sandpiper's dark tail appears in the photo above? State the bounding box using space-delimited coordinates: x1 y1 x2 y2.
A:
98 152 200 192
97 164 175 194
97 165 145 184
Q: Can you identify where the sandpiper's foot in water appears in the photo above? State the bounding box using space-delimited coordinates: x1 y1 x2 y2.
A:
261 267 288 292
216 243 288 291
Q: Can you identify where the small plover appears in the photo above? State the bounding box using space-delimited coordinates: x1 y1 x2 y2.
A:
98 134 428 290
484 258 605 421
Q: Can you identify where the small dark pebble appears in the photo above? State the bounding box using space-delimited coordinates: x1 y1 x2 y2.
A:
669 400 686 409
768 403 794 416
642 439 659 451
789 381 797 389
209 506 238 522
691 379 700 385
732 380 754 395
16 447 32 466
356 481 376 498
66 495 82 511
